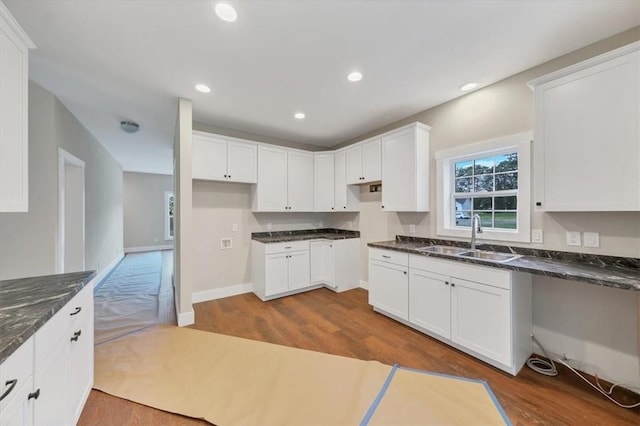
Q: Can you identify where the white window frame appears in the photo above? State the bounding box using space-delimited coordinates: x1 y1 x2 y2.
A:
436 132 532 243
164 191 174 241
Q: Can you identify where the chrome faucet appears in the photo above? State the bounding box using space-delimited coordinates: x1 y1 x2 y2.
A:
471 214 483 250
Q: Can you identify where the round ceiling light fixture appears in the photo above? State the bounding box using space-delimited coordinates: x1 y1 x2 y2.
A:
214 2 237 22
195 84 211 93
347 71 363 82
294 112 305 119
460 82 479 91
120 121 140 134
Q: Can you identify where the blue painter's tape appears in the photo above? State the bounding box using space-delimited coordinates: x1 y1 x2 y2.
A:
360 364 399 426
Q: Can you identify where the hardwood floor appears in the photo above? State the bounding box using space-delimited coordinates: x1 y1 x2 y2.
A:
80 288 639 425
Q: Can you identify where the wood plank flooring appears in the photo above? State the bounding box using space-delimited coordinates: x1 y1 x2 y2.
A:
79 288 639 425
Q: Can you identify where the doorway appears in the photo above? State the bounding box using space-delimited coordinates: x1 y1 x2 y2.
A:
57 148 85 273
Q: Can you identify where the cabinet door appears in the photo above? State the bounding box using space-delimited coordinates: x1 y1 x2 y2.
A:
33 339 68 426
256 146 288 211
287 151 314 211
382 130 414 211
361 138 381 183
192 133 228 181
0 13 30 212
288 250 310 291
409 269 451 339
68 310 93 425
227 140 257 183
310 241 335 287
368 260 408 320
534 50 640 211
345 145 362 184
0 376 33 426
265 253 289 296
313 153 335 212
334 150 359 211
451 278 511 366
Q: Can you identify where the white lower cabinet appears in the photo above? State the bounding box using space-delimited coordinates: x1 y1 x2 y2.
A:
0 282 94 426
253 238 360 300
369 249 531 375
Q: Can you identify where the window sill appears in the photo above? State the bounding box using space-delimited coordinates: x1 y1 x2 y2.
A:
437 226 531 244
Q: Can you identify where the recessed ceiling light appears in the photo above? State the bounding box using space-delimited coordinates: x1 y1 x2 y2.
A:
460 82 479 91
214 3 237 22
195 84 211 93
348 71 363 82
294 112 305 119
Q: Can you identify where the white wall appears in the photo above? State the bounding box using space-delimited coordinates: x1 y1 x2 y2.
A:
329 27 640 385
123 171 173 250
0 82 123 280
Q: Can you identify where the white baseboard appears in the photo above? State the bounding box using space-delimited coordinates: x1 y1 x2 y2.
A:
175 294 195 326
359 280 369 290
125 244 173 253
94 253 124 286
192 283 253 304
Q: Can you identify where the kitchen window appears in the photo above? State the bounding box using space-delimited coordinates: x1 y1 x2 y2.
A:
436 133 532 243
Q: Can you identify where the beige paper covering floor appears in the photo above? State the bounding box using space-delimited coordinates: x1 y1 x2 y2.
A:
94 325 508 425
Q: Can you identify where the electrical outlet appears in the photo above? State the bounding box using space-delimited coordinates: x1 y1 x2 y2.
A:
566 231 581 247
319 221 324 228
232 223 239 232
267 223 272 231
409 224 416 234
220 237 232 250
583 232 600 248
347 221 353 229
531 229 543 244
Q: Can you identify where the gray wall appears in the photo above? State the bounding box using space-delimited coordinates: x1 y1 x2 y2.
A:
123 171 173 250
0 82 123 280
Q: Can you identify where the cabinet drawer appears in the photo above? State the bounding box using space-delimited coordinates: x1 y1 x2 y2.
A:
0 337 34 412
410 255 511 290
369 248 408 266
264 240 309 254
68 283 94 330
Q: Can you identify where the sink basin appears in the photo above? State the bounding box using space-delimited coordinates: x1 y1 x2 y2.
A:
456 250 522 263
415 245 471 256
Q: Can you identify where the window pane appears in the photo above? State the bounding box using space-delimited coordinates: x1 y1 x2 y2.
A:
474 157 494 175
455 160 473 177
474 175 494 192
495 172 518 190
495 212 517 229
455 177 473 193
495 153 518 172
476 212 493 228
455 213 471 227
494 196 517 210
473 197 492 211
455 197 472 212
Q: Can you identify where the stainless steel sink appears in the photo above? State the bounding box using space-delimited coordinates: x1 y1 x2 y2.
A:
415 245 471 256
456 250 522 263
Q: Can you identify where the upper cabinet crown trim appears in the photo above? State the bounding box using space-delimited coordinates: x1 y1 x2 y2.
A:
527 41 640 88
0 3 36 48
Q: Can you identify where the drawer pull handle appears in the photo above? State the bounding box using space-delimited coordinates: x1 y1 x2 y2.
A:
382 255 391 259
71 330 82 342
403 271 407 275
284 246 292 249
28 389 40 400
445 281 449 285
451 283 456 287
70 307 82 316
0 379 17 401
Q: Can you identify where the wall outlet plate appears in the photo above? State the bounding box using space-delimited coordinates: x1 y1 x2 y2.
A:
232 223 239 232
409 224 416 234
566 231 581 247
583 232 600 248
531 229 543 244
267 223 272 231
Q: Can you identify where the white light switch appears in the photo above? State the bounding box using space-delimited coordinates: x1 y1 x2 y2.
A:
531 229 543 244
232 223 239 232
267 223 272 231
583 232 600 248
566 231 581 247
409 224 416 234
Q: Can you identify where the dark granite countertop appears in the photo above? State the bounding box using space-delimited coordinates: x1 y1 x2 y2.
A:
252 228 360 243
368 236 639 291
0 271 96 364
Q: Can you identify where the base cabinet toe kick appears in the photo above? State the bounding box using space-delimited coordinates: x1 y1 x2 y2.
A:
368 248 532 375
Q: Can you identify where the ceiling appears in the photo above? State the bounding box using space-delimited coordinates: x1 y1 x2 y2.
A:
4 1 640 175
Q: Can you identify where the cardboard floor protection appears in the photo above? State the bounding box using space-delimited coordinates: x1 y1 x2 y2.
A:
94 325 510 425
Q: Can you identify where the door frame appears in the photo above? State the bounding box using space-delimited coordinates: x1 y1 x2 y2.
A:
56 148 85 273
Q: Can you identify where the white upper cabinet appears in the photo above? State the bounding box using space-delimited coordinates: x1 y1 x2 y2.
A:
253 146 313 212
529 42 640 211
381 123 430 212
334 150 359 211
346 137 381 184
0 4 35 212
192 131 257 183
314 152 335 212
